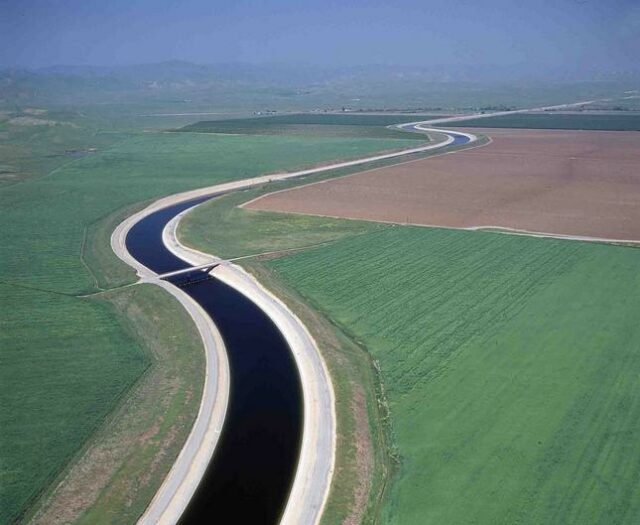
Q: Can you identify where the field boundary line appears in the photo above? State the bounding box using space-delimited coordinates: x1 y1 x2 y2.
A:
237 207 640 247
79 226 105 292
468 225 640 245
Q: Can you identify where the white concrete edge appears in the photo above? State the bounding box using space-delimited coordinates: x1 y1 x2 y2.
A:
165 220 337 525
233 205 640 247
414 126 477 143
467 225 640 245
111 207 231 525
139 279 229 525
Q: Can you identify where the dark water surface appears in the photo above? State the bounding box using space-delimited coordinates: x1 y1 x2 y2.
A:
451 133 471 146
126 197 303 524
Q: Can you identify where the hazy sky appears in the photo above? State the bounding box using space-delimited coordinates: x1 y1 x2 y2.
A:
1 0 638 71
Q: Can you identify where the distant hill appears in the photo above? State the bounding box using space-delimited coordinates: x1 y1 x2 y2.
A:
1 61 638 111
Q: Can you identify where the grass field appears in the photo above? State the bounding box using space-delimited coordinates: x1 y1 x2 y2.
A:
183 113 449 127
587 97 640 111
177 113 444 140
0 131 417 524
179 189 387 259
1 132 417 294
0 111 132 186
0 284 149 523
30 284 205 525
263 227 640 524
451 111 640 130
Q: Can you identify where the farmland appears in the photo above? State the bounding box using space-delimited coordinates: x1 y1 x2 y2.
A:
264 226 640 524
179 161 640 523
248 129 640 241
29 284 205 525
0 130 417 523
449 111 640 130
0 283 149 524
1 132 418 294
0 108 132 186
181 113 449 127
4 86 639 525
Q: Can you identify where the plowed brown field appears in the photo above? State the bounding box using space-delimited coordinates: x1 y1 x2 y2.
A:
246 129 640 241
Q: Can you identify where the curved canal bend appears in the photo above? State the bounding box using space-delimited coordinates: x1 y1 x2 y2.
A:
123 128 474 525
126 196 303 525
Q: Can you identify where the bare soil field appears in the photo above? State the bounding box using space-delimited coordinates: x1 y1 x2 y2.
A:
246 129 640 241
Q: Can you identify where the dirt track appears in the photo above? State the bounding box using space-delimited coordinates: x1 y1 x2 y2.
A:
246 129 640 242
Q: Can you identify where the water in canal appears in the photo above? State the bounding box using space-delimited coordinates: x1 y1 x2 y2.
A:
126 197 303 524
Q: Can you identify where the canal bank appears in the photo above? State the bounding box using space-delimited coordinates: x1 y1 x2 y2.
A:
112 189 336 525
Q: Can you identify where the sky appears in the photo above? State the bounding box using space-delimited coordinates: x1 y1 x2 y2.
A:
1 0 639 73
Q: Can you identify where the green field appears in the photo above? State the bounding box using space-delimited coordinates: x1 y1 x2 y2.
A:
179 189 387 259
261 227 640 524
30 284 205 525
177 113 445 140
1 132 417 294
0 109 132 186
0 284 149 523
450 111 640 130
0 130 417 523
586 97 640 112
180 113 447 127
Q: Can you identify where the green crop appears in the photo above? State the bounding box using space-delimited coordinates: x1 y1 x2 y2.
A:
269 226 640 524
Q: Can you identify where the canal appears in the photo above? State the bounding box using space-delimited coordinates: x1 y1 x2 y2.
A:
126 196 303 524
